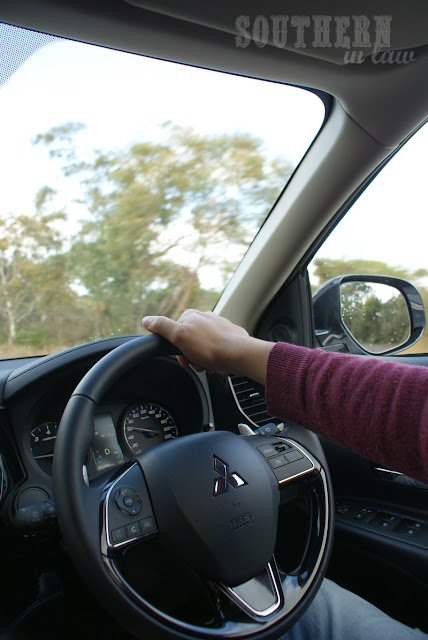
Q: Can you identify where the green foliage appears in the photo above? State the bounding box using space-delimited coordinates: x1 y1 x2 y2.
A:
314 258 428 354
63 123 292 335
341 283 410 352
313 257 411 285
16 327 46 348
32 122 87 160
3 123 426 356
0 203 69 344
0 122 292 351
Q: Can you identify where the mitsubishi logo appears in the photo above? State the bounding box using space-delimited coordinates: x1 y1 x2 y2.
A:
213 456 247 496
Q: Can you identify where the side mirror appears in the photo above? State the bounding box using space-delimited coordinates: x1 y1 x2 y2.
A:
312 274 426 355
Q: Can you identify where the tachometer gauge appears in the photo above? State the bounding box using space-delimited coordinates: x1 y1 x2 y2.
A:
31 421 59 459
122 402 177 455
31 421 59 473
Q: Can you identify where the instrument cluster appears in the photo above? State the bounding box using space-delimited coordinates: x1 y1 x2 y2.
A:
31 400 185 477
28 357 209 479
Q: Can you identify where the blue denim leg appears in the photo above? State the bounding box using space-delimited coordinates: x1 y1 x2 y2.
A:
282 579 427 640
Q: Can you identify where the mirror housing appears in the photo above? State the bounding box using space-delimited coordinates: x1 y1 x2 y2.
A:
312 274 426 355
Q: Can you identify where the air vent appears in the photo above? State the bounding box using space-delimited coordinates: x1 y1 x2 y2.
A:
229 375 279 428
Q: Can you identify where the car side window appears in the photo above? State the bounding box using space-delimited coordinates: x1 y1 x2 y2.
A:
309 121 428 355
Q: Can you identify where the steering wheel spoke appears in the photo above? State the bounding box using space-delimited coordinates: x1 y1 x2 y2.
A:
217 558 283 622
53 335 334 640
251 436 319 494
101 462 158 555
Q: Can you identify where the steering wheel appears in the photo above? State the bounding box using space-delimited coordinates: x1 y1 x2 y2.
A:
53 334 334 640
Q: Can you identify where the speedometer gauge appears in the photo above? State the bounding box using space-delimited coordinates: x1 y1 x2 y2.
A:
122 402 177 455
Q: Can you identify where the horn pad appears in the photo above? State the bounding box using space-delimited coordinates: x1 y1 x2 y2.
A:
138 431 279 586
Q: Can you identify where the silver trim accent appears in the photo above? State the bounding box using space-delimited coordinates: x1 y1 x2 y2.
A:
374 467 404 476
272 438 316 485
102 463 156 552
0 454 7 503
219 560 282 621
373 467 428 488
238 423 256 436
228 473 245 488
213 456 247 496
273 468 331 618
228 376 270 429
303 468 330 588
100 462 332 634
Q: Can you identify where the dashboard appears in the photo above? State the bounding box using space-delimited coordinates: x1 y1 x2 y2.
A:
32 401 187 477
0 335 427 637
0 336 214 518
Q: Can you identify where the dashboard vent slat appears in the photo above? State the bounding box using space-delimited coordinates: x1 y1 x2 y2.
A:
228 375 280 429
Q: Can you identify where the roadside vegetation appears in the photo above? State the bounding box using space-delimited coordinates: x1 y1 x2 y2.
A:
1 123 427 356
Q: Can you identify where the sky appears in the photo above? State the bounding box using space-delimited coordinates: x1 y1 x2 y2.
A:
0 25 427 292
0 35 323 213
311 126 428 283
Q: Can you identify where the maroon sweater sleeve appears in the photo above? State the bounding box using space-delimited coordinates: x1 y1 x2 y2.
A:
266 342 428 484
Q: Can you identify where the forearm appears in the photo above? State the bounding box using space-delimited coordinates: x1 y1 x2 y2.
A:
223 335 274 385
266 342 428 484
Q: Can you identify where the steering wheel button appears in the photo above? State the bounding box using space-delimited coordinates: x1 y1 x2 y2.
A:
285 450 304 463
269 455 287 469
257 444 276 458
114 487 143 515
115 488 127 504
140 517 156 533
111 526 127 544
126 522 141 538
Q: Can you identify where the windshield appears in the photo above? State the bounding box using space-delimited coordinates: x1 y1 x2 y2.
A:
0 23 324 357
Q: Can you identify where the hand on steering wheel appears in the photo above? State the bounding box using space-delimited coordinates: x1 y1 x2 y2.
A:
53 334 333 640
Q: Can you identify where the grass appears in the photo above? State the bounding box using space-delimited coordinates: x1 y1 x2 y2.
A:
0 344 67 359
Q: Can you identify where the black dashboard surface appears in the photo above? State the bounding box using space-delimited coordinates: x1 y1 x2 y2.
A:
0 336 427 636
0 336 214 515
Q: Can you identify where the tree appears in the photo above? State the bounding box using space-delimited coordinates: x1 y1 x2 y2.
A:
0 188 68 344
312 257 411 287
35 123 292 337
341 283 410 352
313 258 428 354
